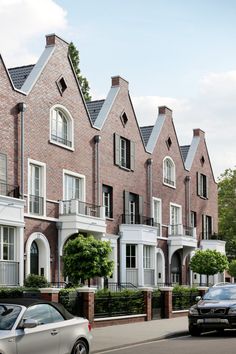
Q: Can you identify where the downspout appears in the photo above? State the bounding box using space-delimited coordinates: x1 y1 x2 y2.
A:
18 102 26 199
147 158 153 220
94 135 101 208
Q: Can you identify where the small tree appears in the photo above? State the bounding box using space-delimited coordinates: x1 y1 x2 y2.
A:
68 42 91 101
63 234 114 286
228 260 236 281
189 249 228 285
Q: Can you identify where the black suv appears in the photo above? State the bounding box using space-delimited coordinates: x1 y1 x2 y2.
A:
188 283 236 336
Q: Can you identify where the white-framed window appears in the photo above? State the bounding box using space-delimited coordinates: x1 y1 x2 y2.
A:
28 159 46 216
197 172 208 199
50 105 74 150
63 170 85 201
126 244 136 268
163 157 176 187
102 185 113 218
153 198 162 235
114 133 135 171
170 203 182 236
0 226 15 261
143 245 153 269
129 200 136 224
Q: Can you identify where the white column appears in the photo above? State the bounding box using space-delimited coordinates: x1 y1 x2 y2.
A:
18 226 24 286
120 242 127 283
137 244 144 286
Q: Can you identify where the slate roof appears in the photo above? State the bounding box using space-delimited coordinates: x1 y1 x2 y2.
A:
180 145 190 162
86 99 105 124
140 126 154 146
8 64 35 90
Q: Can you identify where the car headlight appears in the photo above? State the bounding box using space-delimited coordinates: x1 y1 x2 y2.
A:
189 306 198 315
228 306 236 314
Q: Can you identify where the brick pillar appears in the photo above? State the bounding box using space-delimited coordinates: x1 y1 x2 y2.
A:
160 287 173 318
77 287 96 324
40 288 60 302
197 286 209 298
140 287 153 321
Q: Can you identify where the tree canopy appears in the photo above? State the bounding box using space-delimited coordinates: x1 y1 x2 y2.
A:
228 260 236 278
189 249 228 284
218 168 236 259
63 234 114 285
68 42 91 101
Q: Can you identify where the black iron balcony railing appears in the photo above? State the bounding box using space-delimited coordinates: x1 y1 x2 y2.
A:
0 261 19 286
200 232 223 240
164 177 175 186
120 214 160 233
51 134 72 147
0 182 20 198
61 200 102 218
29 195 44 215
169 224 195 237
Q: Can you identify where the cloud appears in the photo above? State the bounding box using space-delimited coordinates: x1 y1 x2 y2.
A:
133 71 236 178
0 0 68 67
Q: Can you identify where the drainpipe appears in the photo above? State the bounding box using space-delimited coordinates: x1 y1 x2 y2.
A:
147 159 153 220
94 135 101 208
18 102 26 200
185 176 191 229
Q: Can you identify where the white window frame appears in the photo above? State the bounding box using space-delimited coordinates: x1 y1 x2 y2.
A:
50 104 74 151
163 156 176 188
63 169 86 202
153 197 162 236
170 203 182 236
102 185 113 219
28 159 46 216
0 226 16 261
143 245 153 269
126 244 137 269
129 200 135 224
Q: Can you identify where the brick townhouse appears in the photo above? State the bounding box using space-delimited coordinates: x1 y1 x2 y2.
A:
0 34 225 288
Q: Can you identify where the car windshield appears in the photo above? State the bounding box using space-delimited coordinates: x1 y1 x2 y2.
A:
0 304 21 330
203 287 236 301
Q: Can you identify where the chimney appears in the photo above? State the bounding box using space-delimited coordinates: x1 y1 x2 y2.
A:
111 76 129 89
158 106 172 118
193 128 205 137
46 34 56 47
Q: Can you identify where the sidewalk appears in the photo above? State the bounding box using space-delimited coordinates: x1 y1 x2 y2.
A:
91 316 189 353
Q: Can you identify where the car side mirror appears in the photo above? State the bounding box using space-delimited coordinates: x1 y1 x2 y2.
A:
21 319 38 329
195 296 201 302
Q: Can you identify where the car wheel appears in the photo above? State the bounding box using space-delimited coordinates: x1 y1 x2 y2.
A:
72 339 88 354
189 325 201 337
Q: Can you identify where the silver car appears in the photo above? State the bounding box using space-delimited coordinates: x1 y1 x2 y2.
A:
0 298 92 354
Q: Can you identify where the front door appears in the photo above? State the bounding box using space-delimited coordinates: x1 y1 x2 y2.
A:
30 241 39 275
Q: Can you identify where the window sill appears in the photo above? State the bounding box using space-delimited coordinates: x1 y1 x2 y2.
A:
105 217 114 221
163 182 176 189
49 139 74 151
198 195 208 200
118 165 133 172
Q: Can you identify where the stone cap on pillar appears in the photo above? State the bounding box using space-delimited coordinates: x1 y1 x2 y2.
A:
39 288 60 294
76 287 97 293
138 287 153 292
159 287 174 291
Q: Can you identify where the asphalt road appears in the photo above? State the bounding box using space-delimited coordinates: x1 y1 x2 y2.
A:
95 331 236 354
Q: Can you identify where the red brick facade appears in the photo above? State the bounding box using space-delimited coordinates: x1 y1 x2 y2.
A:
0 34 223 288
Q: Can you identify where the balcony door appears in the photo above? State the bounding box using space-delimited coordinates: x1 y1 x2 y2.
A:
170 204 181 235
29 163 44 215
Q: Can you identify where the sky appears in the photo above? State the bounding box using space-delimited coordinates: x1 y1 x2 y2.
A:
0 0 235 179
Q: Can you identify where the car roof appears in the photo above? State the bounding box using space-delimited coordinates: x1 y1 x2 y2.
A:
0 298 74 320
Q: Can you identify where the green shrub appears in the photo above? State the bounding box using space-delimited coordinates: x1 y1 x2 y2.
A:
172 286 199 310
24 274 49 288
0 287 24 298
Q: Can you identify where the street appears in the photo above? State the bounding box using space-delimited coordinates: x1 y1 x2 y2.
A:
94 331 236 354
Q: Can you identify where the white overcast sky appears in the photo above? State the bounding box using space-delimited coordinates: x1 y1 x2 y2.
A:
0 0 235 179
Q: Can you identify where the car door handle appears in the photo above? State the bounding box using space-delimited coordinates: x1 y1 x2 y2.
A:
51 329 59 336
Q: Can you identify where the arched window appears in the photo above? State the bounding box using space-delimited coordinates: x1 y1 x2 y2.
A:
50 106 73 149
30 241 39 275
163 157 176 187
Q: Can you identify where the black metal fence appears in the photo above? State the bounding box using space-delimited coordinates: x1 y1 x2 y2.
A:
94 291 145 318
172 290 200 311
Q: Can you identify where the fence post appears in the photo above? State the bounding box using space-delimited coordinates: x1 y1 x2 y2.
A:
139 287 153 321
160 287 173 318
39 288 60 302
77 287 96 324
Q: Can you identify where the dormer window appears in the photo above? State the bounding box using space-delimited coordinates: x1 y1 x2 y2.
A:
50 105 74 150
163 157 176 187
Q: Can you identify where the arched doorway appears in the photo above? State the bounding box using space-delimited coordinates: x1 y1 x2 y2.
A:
30 241 39 275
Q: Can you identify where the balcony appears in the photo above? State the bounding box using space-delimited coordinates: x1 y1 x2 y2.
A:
200 233 226 253
0 182 20 198
168 224 197 249
58 200 106 243
29 195 44 215
0 261 19 286
120 214 161 236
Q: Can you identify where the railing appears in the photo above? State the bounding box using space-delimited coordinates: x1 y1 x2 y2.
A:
164 177 175 186
94 291 145 318
0 261 19 286
104 282 137 292
29 195 44 215
121 214 160 228
51 134 72 147
172 291 200 311
200 232 223 240
169 224 195 237
0 183 20 198
60 200 102 218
